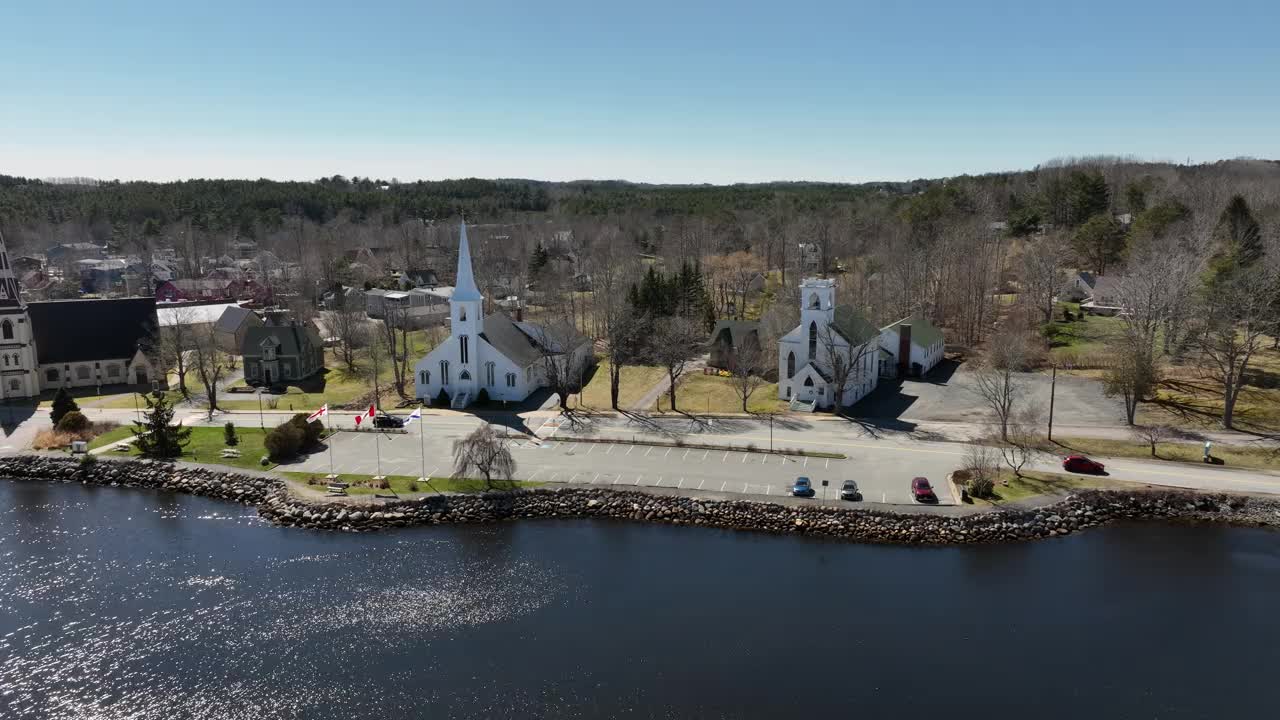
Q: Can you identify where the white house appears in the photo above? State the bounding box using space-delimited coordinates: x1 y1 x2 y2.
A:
777 278 880 410
414 223 592 408
878 315 945 378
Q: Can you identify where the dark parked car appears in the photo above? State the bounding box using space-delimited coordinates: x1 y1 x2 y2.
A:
1063 454 1106 474
840 480 861 501
911 477 937 503
791 476 815 497
373 414 404 429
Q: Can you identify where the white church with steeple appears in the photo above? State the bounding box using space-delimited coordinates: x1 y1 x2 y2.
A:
414 223 592 408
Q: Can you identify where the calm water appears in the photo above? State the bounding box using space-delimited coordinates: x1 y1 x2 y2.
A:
2 482 1278 719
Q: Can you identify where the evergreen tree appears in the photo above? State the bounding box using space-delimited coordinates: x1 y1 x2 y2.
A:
132 392 191 459
50 387 79 427
1065 170 1110 227
529 241 550 272
1217 195 1263 269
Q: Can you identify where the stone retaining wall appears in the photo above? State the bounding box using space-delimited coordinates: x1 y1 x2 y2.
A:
3 455 1277 544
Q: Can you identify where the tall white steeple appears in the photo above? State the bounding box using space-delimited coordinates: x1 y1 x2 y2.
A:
452 222 483 302
449 223 484 384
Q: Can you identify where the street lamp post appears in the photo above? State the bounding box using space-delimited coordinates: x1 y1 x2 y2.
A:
257 391 264 429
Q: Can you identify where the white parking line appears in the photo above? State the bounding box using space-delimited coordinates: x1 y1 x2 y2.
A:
606 445 614 455
722 451 729 462
569 473 579 483
592 473 600 484
587 444 596 455
682 449 690 461
664 448 672 458
741 453 748 463
702 450 709 461
644 447 653 457
698 479 705 490
766 486 771 495
656 476 664 486
882 492 887 502
804 457 809 467
760 454 766 464
635 475 642 485
550 473 561 482
721 481 727 491
529 469 544 480
677 477 684 488
825 458 830 469
427 466 439 478
625 446 634 456
613 476 623 485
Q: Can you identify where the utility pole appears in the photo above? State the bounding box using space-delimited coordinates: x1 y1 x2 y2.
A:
1047 364 1057 443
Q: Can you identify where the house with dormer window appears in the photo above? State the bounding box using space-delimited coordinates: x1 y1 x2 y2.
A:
242 315 324 386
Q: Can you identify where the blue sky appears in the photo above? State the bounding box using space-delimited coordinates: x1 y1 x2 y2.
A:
2 1 1277 183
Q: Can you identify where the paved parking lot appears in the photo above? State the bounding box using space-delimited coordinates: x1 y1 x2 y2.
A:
288 431 958 506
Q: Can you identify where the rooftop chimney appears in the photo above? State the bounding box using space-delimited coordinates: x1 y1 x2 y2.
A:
898 323 912 377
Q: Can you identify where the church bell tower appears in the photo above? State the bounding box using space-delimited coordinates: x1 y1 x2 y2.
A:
0 231 41 399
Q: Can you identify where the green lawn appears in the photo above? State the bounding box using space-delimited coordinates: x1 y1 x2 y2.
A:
657 371 787 414
1052 436 1280 471
213 329 444 411
1045 306 1125 367
967 470 1127 505
87 425 137 450
281 471 540 495
574 360 667 410
117 426 275 471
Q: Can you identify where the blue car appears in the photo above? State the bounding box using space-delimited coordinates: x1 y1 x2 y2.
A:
791 476 815 498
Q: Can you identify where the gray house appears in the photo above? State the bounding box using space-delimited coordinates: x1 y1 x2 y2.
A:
242 320 324 386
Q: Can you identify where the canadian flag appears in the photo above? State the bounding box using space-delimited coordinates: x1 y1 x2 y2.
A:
306 404 328 423
365 405 376 420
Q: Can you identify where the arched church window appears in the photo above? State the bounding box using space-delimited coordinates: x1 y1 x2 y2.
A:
3 355 8 366
459 370 471 381
485 362 495 386
459 307 467 322
808 322 817 358
440 360 450 385
786 352 795 379
460 336 469 364
1 319 12 340
419 370 430 385
804 376 814 387
808 293 820 309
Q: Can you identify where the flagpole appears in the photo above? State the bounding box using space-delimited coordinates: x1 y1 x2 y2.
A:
419 413 426 484
327 413 335 479
375 429 382 480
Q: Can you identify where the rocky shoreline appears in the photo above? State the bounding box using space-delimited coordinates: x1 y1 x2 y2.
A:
3 455 1278 544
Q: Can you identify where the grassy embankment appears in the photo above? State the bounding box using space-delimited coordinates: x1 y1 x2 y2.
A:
657 372 788 414
1051 437 1279 472
97 426 275 472
965 470 1135 506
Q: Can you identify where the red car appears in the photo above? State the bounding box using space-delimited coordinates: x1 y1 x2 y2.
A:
1063 455 1106 474
911 477 937 503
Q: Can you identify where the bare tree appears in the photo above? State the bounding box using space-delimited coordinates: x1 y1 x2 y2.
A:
651 316 703 412
1131 424 1175 457
999 409 1043 478
377 302 413 400
452 424 516 487
1197 267 1277 429
728 338 768 413
816 320 877 415
327 296 367 373
1019 232 1070 322
603 307 641 411
530 322 591 412
189 324 227 420
961 443 1000 498
972 328 1027 441
156 305 197 399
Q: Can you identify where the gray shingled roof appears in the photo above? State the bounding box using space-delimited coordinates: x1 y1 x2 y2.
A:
479 313 543 367
28 298 157 364
711 320 759 346
215 305 259 333
243 323 321 357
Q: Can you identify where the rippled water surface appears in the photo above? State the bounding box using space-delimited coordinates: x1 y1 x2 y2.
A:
2 480 1278 718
